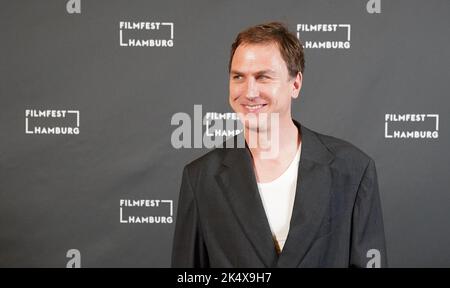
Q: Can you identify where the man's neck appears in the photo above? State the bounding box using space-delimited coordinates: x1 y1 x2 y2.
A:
246 118 300 161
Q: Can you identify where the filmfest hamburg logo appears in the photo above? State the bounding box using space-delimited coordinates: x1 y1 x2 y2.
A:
297 24 351 49
25 109 80 135
385 114 439 139
171 105 244 149
119 21 174 47
120 199 173 224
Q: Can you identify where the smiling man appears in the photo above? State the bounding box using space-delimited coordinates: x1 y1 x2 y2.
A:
172 22 387 268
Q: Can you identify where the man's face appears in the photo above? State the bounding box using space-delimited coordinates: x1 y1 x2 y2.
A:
229 42 301 131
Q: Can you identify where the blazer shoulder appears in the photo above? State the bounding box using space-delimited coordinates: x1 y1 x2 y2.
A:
311 129 374 169
184 146 226 175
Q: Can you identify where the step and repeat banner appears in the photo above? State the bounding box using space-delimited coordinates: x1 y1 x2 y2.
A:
1 0 449 267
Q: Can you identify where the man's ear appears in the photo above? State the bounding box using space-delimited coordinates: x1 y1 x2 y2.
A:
292 72 302 99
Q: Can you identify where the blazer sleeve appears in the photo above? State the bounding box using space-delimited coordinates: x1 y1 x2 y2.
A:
171 166 209 268
350 159 388 268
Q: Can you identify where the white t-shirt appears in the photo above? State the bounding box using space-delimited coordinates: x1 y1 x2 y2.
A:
256 143 302 252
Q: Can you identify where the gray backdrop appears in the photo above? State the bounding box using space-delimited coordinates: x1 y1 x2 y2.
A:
1 0 449 267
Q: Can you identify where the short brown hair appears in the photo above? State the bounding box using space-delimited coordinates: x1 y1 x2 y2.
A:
229 22 305 78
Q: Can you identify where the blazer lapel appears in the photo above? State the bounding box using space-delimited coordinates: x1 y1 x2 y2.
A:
215 122 334 268
216 140 279 267
276 124 334 267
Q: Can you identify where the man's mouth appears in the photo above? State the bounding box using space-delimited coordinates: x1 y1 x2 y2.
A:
241 103 268 112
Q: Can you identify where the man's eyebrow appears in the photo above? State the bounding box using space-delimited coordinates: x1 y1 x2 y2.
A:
230 69 276 75
255 69 276 75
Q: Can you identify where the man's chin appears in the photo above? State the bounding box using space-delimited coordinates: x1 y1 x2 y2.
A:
236 111 274 132
244 121 270 133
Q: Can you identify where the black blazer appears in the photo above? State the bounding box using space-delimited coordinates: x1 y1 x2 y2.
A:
172 121 387 268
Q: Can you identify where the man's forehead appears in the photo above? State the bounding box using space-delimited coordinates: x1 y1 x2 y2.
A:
231 43 286 74
235 42 280 56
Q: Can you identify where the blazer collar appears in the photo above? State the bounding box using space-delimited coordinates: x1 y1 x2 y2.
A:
222 120 333 167
216 120 334 267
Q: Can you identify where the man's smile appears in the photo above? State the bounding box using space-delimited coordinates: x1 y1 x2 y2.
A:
240 103 268 113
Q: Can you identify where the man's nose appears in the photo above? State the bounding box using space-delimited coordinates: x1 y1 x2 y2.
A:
245 79 259 99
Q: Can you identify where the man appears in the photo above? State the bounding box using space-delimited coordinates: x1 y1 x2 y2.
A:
172 22 387 268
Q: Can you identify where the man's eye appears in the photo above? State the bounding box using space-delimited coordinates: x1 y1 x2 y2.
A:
258 75 269 80
233 75 242 80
